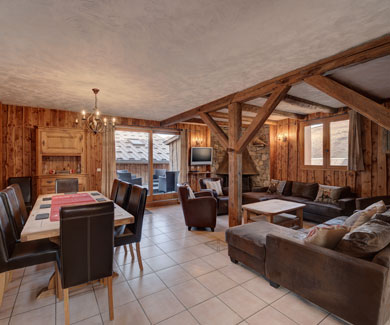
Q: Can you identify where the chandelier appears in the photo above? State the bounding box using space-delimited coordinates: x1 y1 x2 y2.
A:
76 88 115 134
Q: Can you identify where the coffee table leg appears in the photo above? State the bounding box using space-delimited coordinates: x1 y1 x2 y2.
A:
266 214 273 224
296 208 303 228
243 209 249 224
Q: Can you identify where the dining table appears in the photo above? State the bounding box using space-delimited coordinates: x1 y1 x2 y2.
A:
20 191 134 299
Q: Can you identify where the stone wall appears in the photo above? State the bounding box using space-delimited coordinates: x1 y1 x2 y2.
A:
211 125 270 188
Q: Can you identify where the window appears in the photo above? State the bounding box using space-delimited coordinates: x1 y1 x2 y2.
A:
301 116 349 169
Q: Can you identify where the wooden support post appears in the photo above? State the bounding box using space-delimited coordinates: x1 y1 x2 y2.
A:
228 103 242 227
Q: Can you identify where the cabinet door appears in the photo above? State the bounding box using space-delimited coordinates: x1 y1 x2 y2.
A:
41 130 84 155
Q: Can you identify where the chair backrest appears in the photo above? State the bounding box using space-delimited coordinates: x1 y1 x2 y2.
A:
110 179 120 201
153 169 166 179
166 171 179 192
60 202 114 289
117 172 133 183
115 181 131 208
1 185 28 239
117 169 128 174
0 196 17 269
126 185 148 242
8 177 32 204
56 178 79 193
199 177 223 190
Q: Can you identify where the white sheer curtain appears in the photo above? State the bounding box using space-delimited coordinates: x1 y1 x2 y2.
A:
101 127 117 197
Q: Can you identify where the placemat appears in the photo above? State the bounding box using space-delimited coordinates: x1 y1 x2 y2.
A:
50 193 96 221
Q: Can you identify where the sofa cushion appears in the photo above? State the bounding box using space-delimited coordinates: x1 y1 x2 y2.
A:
337 219 390 258
205 180 223 196
291 182 318 200
344 200 386 229
323 216 348 226
267 179 286 195
303 201 343 219
315 185 343 204
225 221 305 260
283 196 310 204
242 192 279 204
282 181 293 196
305 225 350 249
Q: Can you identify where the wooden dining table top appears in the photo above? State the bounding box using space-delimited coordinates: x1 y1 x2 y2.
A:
21 191 134 242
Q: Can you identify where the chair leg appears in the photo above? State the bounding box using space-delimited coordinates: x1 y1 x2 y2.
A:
107 276 114 321
55 264 63 300
136 242 143 271
129 244 135 261
64 288 70 325
124 245 128 254
6 271 12 286
0 272 6 307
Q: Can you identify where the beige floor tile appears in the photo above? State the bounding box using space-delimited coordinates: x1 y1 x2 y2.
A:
242 276 288 304
143 228 163 237
201 252 231 269
18 269 53 293
168 249 198 263
9 304 55 325
94 281 135 313
197 270 237 295
101 300 150 324
187 244 216 258
12 288 55 316
140 289 185 324
219 264 257 284
4 269 23 297
272 292 328 325
320 314 350 324
246 306 296 325
24 262 54 275
156 265 192 287
0 294 16 319
189 297 241 325
145 254 177 271
170 279 213 308
158 311 199 325
180 258 215 277
120 261 153 280
140 237 155 248
174 237 202 248
150 234 172 244
218 286 267 319
156 240 182 253
128 273 167 298
74 315 103 324
56 292 100 325
0 319 9 325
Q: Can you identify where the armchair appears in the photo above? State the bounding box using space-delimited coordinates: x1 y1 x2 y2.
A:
117 171 142 186
158 171 179 193
199 177 228 215
178 185 217 232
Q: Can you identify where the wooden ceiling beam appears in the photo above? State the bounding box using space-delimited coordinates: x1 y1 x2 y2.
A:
199 112 229 149
305 75 390 131
236 86 290 153
210 111 254 122
161 35 390 126
284 95 337 113
241 103 305 119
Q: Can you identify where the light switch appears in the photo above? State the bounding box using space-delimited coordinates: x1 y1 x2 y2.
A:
97 168 102 172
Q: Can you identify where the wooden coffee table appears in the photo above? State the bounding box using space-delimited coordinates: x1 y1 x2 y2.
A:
242 199 305 228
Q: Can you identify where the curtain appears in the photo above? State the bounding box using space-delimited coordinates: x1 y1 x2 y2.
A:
348 110 364 171
101 127 117 197
179 130 188 184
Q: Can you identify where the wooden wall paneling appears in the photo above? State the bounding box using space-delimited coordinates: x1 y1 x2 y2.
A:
287 120 298 181
269 125 277 180
371 122 378 197
280 120 288 180
0 102 2 189
361 118 372 197
377 125 387 195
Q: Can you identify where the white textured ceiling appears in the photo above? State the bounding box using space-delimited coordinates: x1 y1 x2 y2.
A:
0 0 389 120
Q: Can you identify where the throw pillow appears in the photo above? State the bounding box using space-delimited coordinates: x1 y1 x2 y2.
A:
291 182 318 200
372 209 390 224
267 179 286 195
315 185 343 204
337 219 390 258
344 200 387 229
205 180 223 196
304 225 350 249
186 185 196 199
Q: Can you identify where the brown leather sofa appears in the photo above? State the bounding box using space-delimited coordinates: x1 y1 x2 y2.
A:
226 216 390 325
242 181 356 223
178 185 217 231
356 196 390 210
199 177 228 215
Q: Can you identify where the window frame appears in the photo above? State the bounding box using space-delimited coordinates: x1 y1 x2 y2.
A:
299 114 349 171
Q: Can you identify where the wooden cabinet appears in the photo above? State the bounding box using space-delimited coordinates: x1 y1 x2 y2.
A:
35 127 90 196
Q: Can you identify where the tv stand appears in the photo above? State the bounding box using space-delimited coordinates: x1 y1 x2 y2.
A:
187 167 211 191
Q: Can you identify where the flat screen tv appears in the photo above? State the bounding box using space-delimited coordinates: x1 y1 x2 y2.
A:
190 147 213 166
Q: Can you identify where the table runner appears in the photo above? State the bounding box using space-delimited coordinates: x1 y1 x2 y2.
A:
50 193 96 221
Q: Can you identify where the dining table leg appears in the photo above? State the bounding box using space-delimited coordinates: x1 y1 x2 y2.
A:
36 272 56 299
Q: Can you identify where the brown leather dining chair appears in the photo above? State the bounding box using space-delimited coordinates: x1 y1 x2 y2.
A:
57 202 115 324
55 178 79 194
115 185 148 271
7 177 33 213
178 185 217 232
110 178 120 201
0 197 59 306
0 184 29 240
115 181 131 208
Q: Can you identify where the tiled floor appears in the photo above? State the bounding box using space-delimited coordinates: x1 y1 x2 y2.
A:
0 204 351 325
